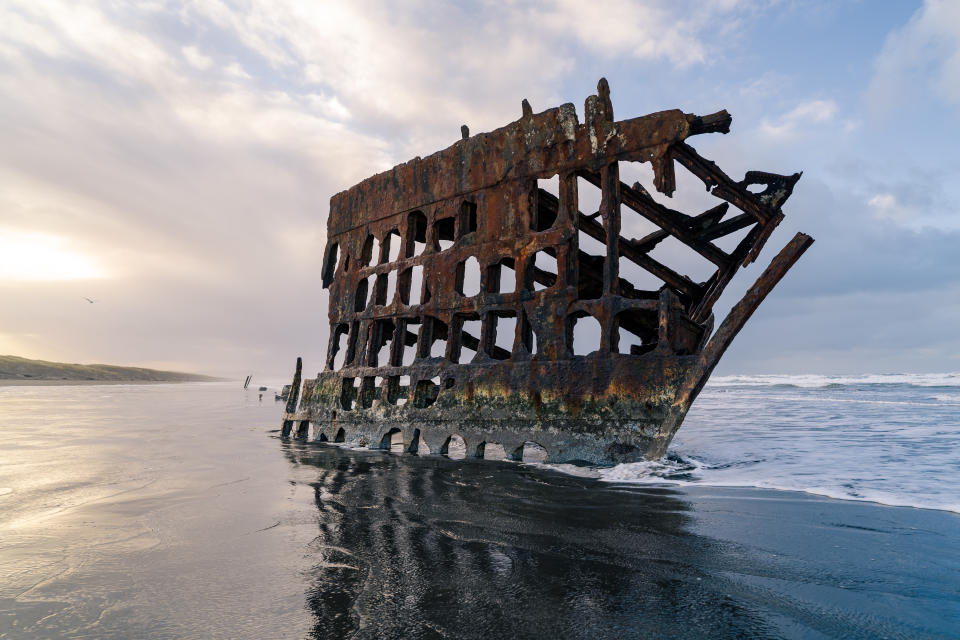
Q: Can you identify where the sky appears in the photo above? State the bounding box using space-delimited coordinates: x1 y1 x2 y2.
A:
1 0 958 379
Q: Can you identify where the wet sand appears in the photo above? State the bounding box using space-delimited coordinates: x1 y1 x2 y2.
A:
284 443 959 639
0 383 957 639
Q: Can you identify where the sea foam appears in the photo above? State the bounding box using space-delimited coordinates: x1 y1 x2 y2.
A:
581 377 960 514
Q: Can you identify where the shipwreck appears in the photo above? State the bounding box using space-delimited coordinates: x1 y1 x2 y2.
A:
280 79 813 464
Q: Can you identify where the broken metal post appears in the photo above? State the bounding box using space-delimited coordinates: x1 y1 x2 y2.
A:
681 232 815 406
281 357 302 437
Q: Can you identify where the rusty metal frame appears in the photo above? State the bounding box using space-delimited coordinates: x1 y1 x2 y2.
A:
281 79 813 464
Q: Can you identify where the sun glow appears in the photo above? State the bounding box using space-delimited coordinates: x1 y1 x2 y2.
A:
0 229 108 281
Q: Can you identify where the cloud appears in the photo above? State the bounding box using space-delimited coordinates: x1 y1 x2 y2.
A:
223 61 251 80
181 45 213 71
531 0 742 68
0 1 179 90
867 193 917 222
739 72 789 99
181 0 569 144
868 0 960 112
828 157 956 231
179 0 751 154
759 99 837 139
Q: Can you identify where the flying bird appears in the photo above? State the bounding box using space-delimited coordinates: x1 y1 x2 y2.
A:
83 297 96 304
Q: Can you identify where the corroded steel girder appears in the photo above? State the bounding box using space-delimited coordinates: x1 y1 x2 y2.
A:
280 78 813 464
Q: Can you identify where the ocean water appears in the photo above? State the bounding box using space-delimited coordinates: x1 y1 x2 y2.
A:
1 379 958 638
597 373 960 513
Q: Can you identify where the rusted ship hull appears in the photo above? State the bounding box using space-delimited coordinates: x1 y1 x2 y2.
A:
296 354 697 463
280 79 813 464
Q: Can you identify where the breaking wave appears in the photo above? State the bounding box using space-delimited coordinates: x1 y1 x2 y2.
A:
595 453 960 514
558 377 960 515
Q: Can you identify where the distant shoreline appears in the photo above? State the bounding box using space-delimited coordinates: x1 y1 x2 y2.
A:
0 379 223 386
0 354 226 385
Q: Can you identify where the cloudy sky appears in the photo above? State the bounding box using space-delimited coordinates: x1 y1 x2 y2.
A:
1 0 958 378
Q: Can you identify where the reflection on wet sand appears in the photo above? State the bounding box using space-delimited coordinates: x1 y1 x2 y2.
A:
282 442 774 639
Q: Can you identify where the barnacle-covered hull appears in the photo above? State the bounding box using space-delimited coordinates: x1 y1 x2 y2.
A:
280 79 813 464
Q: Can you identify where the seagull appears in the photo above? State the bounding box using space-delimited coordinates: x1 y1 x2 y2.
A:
83 297 96 304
